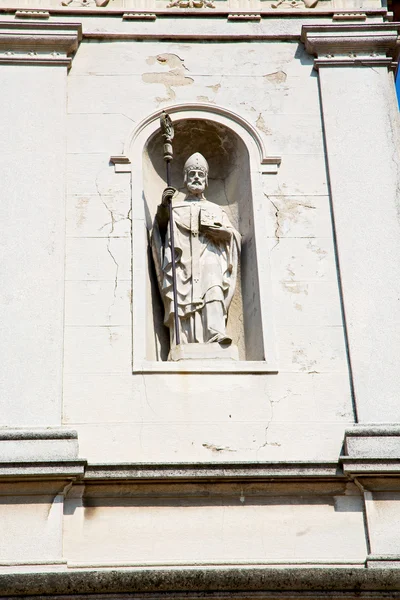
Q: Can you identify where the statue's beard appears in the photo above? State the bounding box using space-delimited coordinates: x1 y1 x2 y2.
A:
187 182 205 195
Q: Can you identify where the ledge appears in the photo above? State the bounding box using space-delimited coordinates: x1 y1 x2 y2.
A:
85 461 342 482
6 566 400 597
0 460 86 479
0 428 77 440
341 457 400 475
133 360 278 374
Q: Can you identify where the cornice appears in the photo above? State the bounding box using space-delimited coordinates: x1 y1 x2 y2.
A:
0 21 82 67
301 23 400 68
5 566 400 598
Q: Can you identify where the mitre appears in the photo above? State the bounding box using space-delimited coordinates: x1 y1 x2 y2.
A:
183 152 209 174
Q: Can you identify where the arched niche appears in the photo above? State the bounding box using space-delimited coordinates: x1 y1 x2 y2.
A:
126 105 279 374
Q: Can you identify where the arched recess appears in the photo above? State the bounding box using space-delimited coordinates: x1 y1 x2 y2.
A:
125 104 280 374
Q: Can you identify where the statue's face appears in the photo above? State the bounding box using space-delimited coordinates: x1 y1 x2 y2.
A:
186 169 207 195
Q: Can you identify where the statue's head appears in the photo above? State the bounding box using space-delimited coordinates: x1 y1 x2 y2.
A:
183 152 208 196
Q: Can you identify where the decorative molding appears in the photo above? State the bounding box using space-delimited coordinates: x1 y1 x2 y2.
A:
110 154 131 172
62 0 110 8
341 456 400 476
227 13 261 20
122 12 157 19
0 21 82 68
272 0 318 8
301 24 400 69
124 104 281 173
340 425 400 480
0 460 86 480
332 12 367 21
167 0 215 7
14 10 50 18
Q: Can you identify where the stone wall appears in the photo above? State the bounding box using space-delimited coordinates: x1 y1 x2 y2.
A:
1 2 400 595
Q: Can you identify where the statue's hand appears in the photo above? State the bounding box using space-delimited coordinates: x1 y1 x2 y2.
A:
201 224 231 242
162 187 177 207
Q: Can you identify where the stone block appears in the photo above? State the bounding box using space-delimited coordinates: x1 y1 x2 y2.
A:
276 325 348 373
269 237 337 283
169 343 239 362
344 426 400 459
66 194 131 239
0 428 78 461
0 494 63 561
65 237 131 282
262 154 328 196
66 153 131 197
65 280 132 327
67 113 132 154
63 492 367 564
265 195 334 240
64 326 132 375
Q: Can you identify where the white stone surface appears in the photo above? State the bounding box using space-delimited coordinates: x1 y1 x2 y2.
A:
0 65 67 427
0 494 63 561
318 65 400 422
365 492 400 556
64 493 367 563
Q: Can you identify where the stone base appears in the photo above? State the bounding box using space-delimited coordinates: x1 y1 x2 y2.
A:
169 343 239 362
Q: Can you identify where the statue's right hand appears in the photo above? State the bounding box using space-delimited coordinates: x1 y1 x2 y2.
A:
162 187 176 207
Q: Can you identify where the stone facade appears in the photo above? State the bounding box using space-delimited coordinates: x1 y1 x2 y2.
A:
1 0 400 596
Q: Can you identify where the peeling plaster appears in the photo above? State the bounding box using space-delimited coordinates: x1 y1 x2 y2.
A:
143 53 194 105
264 70 287 85
256 114 272 136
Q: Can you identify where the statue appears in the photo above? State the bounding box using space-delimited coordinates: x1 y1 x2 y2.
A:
151 152 241 358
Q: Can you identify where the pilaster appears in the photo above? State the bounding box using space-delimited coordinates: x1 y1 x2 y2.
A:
0 22 81 427
301 23 400 424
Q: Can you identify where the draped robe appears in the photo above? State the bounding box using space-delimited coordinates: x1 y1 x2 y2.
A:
152 198 241 345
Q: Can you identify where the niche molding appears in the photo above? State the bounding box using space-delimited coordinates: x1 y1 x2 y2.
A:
123 103 280 374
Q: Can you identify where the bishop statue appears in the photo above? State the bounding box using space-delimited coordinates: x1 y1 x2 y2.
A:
151 152 241 357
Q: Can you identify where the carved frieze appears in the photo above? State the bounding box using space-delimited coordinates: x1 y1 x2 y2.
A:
271 0 318 8
61 0 110 7
167 0 215 7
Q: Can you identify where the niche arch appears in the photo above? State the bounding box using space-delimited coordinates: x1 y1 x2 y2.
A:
126 104 279 373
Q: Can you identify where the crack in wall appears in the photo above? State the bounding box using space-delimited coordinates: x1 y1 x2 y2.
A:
94 175 121 325
265 193 281 251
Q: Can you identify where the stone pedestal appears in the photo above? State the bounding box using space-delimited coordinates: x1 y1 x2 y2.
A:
169 342 239 362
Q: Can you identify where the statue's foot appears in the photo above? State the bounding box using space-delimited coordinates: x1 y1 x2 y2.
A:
207 333 232 345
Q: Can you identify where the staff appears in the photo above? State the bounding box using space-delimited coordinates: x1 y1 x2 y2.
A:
160 111 180 346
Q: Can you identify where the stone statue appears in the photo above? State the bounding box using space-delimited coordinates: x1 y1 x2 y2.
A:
151 152 241 357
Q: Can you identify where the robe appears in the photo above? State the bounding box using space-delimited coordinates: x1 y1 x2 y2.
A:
151 198 241 345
